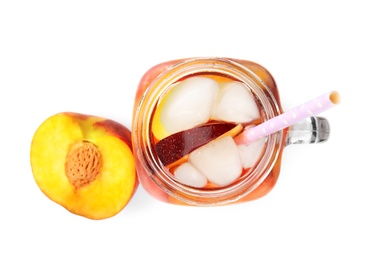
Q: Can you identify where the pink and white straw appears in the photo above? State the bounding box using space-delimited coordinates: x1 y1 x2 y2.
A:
239 91 340 145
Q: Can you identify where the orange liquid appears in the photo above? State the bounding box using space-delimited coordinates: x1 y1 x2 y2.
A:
151 73 267 190
133 58 286 205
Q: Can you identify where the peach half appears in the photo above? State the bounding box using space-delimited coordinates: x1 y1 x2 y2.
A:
30 112 137 220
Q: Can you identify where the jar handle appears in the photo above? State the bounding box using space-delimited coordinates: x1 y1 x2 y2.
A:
285 116 330 145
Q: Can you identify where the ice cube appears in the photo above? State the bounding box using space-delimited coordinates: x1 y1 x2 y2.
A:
174 162 208 188
160 76 219 135
189 136 242 187
212 82 260 123
237 137 266 169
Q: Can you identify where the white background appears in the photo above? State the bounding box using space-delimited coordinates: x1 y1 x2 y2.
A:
1 1 367 259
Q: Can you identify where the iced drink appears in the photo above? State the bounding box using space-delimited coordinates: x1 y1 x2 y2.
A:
132 58 287 205
152 74 268 189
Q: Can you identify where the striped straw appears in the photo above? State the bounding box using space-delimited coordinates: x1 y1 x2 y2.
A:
241 91 340 145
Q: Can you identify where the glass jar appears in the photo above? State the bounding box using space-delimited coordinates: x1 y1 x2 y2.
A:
132 57 329 206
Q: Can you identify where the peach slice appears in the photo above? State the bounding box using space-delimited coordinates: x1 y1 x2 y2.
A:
155 123 243 168
30 112 137 220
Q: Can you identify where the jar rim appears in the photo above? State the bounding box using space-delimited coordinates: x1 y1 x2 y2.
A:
133 57 283 206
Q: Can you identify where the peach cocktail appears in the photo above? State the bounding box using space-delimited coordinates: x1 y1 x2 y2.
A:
153 75 265 188
132 58 290 206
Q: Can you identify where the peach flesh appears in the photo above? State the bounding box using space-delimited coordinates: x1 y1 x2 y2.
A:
30 112 137 220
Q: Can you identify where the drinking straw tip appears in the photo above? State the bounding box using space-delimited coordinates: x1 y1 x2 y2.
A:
243 90 340 145
330 91 340 105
